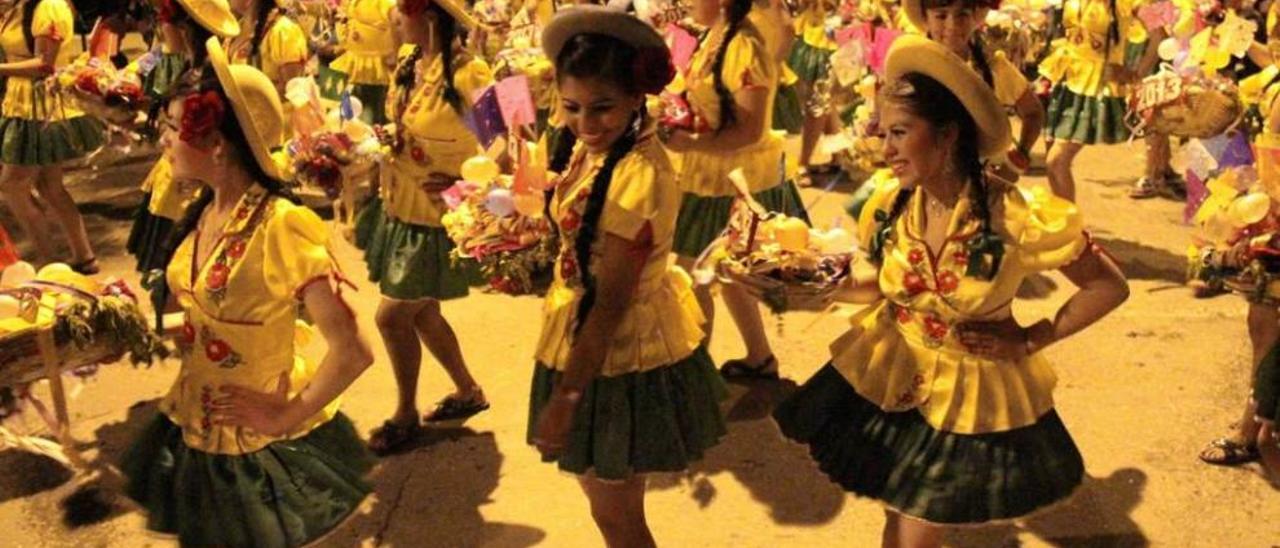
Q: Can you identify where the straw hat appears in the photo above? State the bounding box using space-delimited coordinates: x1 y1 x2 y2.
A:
206 37 288 181
902 0 998 32
411 0 481 30
175 0 241 38
884 35 1011 159
541 5 667 62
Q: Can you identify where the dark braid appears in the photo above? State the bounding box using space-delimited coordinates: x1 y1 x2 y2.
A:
869 186 914 265
958 124 1002 279
968 38 994 88
391 44 423 152
21 0 37 55
429 3 465 115
249 0 278 64
711 0 751 132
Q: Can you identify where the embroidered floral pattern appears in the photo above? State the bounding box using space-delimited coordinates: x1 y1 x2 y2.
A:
199 385 215 437
937 271 960 294
200 326 244 369
555 180 595 288
177 319 196 356
922 315 950 347
202 191 266 304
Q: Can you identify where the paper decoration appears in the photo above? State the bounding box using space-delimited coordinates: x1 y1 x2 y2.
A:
1137 1 1178 31
831 40 867 87
1200 132 1254 169
466 86 508 148
668 25 698 72
496 75 537 128
869 28 901 75
835 22 873 48
1217 12 1258 58
1181 139 1218 180
1184 170 1206 224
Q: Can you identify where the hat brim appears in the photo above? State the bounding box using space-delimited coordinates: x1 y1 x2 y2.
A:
433 0 481 29
884 35 1011 159
541 6 667 62
175 0 241 38
207 38 288 182
904 0 926 31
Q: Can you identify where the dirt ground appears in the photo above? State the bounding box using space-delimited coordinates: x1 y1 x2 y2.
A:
0 136 1277 548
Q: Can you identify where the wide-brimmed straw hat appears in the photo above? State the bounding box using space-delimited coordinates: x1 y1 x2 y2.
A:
883 35 1011 159
206 37 288 181
902 0 998 32
541 5 667 62
175 0 241 38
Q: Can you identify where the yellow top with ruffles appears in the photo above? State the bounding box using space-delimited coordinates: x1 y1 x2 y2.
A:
832 177 1088 434
383 50 493 227
536 122 704 376
161 186 344 454
1038 0 1147 97
748 7 799 87
231 12 309 85
795 3 837 50
679 21 784 196
979 49 1031 108
330 0 397 86
0 0 83 120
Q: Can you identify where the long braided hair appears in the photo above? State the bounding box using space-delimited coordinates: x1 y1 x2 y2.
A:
919 0 994 87
247 0 280 64
710 0 752 132
871 73 1003 280
552 32 663 335
390 3 464 150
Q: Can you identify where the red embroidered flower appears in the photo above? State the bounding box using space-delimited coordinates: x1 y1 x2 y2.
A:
180 91 226 144
923 316 949 340
205 339 232 362
180 322 196 345
411 146 426 164
226 239 247 259
207 264 230 290
907 248 925 265
952 249 969 266
561 212 581 233
561 256 578 280
903 272 928 296
894 304 912 324
937 271 960 294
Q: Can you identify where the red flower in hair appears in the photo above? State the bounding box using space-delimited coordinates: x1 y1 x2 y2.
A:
398 0 429 16
156 0 177 23
634 47 675 95
180 91 226 145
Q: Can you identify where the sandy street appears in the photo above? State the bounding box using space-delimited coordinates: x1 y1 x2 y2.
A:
0 137 1276 548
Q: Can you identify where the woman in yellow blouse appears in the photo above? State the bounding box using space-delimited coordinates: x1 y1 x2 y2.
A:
905 0 1044 177
1039 0 1161 200
788 0 839 181
123 37 374 547
663 0 808 380
328 0 398 124
768 37 1129 544
0 0 105 271
531 8 726 545
229 0 309 92
128 0 241 278
359 0 491 454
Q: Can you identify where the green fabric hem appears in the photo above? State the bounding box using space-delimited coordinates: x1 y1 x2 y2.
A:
0 116 106 165
1045 84 1130 145
673 180 811 258
773 84 804 134
788 41 834 83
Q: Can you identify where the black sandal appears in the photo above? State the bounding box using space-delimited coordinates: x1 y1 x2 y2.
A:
368 419 422 456
1199 437 1260 466
720 356 780 380
70 257 100 275
424 392 490 422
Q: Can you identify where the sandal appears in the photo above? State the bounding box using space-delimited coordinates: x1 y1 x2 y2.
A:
1128 177 1162 199
424 392 490 422
368 419 422 455
720 356 780 380
70 257 100 275
1199 437 1260 466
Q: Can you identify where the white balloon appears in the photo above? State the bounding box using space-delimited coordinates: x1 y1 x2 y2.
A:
0 261 35 287
1158 38 1181 62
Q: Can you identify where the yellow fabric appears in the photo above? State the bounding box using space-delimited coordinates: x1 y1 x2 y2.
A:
1038 0 1146 97
796 4 837 50
144 153 201 221
162 186 341 455
383 52 493 226
679 21 785 196
748 7 799 87
330 0 397 85
536 124 704 376
0 0 83 120
838 177 1088 434
232 14 309 85
986 50 1030 108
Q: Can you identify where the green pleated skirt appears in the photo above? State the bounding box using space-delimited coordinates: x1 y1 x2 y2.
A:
361 210 475 301
788 41 834 84
773 364 1085 525
1045 84 1130 145
122 413 374 547
527 346 729 480
1255 343 1280 422
352 195 384 251
673 180 811 259
773 83 805 134
126 191 176 273
0 116 106 165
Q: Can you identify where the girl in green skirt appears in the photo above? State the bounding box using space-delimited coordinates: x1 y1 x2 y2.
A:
531 7 727 545
764 36 1130 545
360 0 491 454
0 0 106 271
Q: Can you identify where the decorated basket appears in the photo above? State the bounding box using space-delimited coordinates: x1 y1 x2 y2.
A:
1128 69 1243 139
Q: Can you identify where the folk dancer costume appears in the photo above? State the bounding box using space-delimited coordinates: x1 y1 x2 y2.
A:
327 0 397 124
775 36 1095 524
123 38 372 546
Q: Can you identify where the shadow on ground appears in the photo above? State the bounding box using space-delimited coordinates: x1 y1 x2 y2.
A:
1092 236 1186 284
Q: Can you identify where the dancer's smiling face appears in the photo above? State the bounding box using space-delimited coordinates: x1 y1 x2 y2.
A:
924 1 988 56
879 100 957 187
557 76 643 154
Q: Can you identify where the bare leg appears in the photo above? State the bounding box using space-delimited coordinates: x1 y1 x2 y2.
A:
0 164 53 261
721 283 774 365
375 297 429 426
413 298 483 400
676 254 715 347
1259 422 1280 487
797 80 822 171
1244 304 1280 443
1045 140 1082 201
1145 133 1171 183
579 475 655 548
882 510 944 548
34 165 94 263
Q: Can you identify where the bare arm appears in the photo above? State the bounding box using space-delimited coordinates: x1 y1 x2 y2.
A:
1025 244 1130 353
1012 88 1044 155
832 257 884 304
667 85 771 153
0 35 59 78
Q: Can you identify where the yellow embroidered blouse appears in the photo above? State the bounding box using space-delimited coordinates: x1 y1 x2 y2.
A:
795 2 837 50
0 0 82 120
832 177 1088 434
679 21 785 197
383 50 493 227
535 123 704 376
1038 0 1147 97
330 0 397 86
161 186 342 454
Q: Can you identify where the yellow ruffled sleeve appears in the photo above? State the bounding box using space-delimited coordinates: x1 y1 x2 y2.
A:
32 0 73 43
600 152 666 242
1005 186 1088 272
263 17 310 77
723 31 776 92
454 57 496 106
262 204 334 301
989 51 1030 108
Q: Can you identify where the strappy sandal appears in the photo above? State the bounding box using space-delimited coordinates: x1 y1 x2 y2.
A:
1128 177 1163 199
70 257 100 275
424 392 490 422
368 419 422 456
1199 437 1260 466
720 356 780 380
